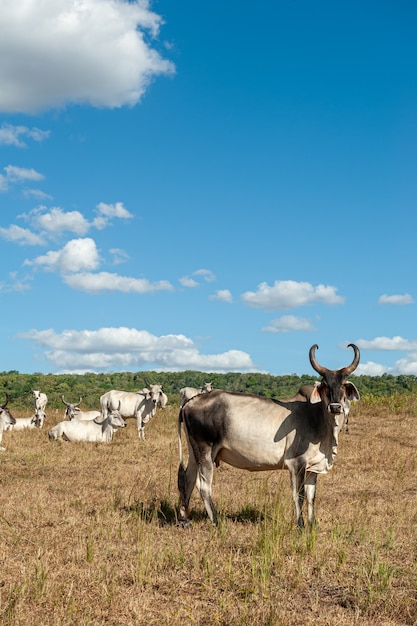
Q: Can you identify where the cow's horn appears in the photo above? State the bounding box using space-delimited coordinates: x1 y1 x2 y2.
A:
61 395 69 406
342 343 360 376
0 392 9 409
309 344 327 375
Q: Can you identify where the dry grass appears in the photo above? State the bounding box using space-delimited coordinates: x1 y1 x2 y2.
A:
0 398 416 626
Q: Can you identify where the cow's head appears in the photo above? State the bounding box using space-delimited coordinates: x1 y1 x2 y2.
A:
308 343 360 416
61 395 82 419
0 394 15 427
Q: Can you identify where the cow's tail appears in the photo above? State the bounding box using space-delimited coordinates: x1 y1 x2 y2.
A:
177 407 187 495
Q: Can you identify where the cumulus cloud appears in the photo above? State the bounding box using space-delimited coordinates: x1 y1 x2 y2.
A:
210 289 233 303
0 225 46 246
356 361 389 376
262 315 316 333
64 271 173 294
0 0 175 113
378 293 414 305
24 237 101 273
19 327 256 373
355 336 417 351
31 207 91 236
241 280 344 311
0 123 51 147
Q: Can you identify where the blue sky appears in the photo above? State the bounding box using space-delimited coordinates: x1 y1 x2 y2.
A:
1 0 416 377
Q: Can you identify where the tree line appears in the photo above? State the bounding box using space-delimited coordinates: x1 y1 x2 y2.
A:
1 369 416 411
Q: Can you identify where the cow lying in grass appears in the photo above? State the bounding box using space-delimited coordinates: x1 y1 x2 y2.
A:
48 410 126 443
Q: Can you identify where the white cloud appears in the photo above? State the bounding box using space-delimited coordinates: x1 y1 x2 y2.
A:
356 336 417 351
64 271 173 294
95 201 133 220
241 280 344 311
262 315 315 333
0 225 46 246
24 238 100 273
31 207 91 236
210 289 233 303
0 124 51 147
194 268 216 283
19 327 256 373
356 361 388 376
180 276 199 288
110 248 130 265
4 165 44 182
378 293 414 305
0 0 175 113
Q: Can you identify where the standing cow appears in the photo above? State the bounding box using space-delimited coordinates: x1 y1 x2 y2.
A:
32 390 48 412
178 344 360 528
99 389 157 440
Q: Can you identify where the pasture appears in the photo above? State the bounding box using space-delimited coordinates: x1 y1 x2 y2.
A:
0 396 416 625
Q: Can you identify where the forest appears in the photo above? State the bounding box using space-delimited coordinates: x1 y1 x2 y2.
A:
1 369 417 411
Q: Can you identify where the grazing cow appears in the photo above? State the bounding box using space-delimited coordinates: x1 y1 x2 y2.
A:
32 390 48 412
99 389 157 440
48 410 126 443
9 408 46 431
291 384 353 433
178 344 360 528
61 395 101 421
179 382 213 407
0 394 16 450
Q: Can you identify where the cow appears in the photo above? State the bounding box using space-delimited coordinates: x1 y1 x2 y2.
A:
0 394 16 450
32 390 48 412
99 389 157 440
61 395 101 421
291 384 353 433
48 410 126 443
177 344 360 528
179 382 213 407
141 384 166 417
8 408 46 431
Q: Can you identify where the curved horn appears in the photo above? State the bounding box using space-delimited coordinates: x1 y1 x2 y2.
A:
309 344 327 375
75 396 82 407
0 392 9 409
61 394 70 406
342 343 360 376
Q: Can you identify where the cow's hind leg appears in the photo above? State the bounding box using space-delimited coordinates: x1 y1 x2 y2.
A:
195 449 217 525
178 446 198 525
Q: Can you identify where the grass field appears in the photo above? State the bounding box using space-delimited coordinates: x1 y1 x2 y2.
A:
0 395 416 625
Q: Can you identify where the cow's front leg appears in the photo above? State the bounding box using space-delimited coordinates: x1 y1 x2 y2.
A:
288 461 306 528
305 471 318 527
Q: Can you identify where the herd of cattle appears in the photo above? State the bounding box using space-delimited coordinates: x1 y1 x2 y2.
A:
0 344 361 527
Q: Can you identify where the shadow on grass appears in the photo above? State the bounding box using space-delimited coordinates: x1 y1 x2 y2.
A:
119 499 264 526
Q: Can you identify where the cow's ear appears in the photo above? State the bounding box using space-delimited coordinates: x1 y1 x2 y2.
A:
309 382 322 404
345 382 360 402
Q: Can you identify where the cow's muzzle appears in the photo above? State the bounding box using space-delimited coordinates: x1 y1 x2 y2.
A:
328 403 343 415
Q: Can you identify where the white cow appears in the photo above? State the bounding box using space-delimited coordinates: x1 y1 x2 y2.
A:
61 395 101 421
141 384 167 415
8 408 46 431
0 394 16 450
99 389 157 440
179 382 213 407
48 411 126 443
32 390 48 412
